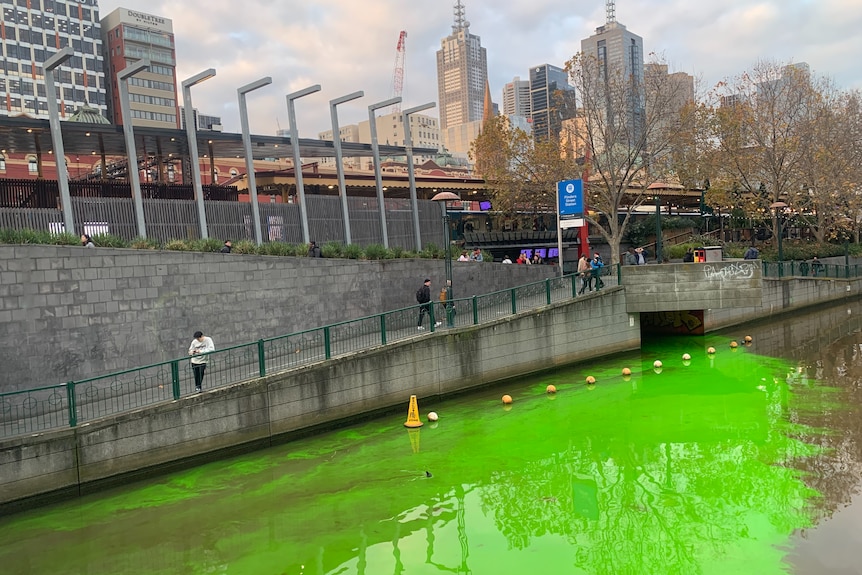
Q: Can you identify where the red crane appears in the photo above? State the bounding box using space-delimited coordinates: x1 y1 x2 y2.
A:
390 31 407 113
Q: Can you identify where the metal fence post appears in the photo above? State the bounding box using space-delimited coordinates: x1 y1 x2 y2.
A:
572 274 577 298
257 339 266 377
66 381 77 427
545 278 551 305
617 263 621 285
380 314 387 345
430 304 436 332
511 288 517 315
472 295 478 325
324 327 331 359
171 360 180 399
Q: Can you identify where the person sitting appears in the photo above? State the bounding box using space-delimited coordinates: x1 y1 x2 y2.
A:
470 248 483 262
220 240 232 253
458 251 470 262
683 247 694 263
307 241 322 257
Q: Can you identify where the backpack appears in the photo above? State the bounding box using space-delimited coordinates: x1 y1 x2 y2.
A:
416 286 428 303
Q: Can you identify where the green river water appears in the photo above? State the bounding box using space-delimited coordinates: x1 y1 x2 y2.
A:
3 301 862 575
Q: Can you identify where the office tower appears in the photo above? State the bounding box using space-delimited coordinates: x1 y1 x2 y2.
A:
580 6 644 142
0 0 107 120
502 76 531 117
529 64 576 142
644 63 694 117
436 0 488 154
181 109 223 132
101 8 179 128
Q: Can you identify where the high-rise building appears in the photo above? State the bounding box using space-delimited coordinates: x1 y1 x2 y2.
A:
502 76 531 117
101 8 179 128
436 1 488 154
529 64 576 142
580 8 644 142
181 109 223 132
645 63 694 116
0 0 107 120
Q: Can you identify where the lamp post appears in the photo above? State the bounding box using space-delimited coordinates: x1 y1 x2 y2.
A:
44 46 74 234
286 85 321 245
770 201 787 263
368 97 402 248
329 90 364 244
238 76 272 246
117 58 151 238
182 68 216 239
432 191 460 328
403 102 436 251
654 195 662 262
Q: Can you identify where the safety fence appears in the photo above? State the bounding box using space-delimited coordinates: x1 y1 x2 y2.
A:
761 259 862 279
0 265 621 439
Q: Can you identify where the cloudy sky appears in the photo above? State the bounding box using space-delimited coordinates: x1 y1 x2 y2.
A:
99 0 862 137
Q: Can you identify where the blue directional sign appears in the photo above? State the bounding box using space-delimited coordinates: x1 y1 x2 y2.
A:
557 179 583 217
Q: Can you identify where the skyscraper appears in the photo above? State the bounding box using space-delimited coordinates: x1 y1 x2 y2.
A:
502 76 531 117
580 6 644 142
436 1 488 155
0 0 107 120
529 64 576 142
101 8 179 128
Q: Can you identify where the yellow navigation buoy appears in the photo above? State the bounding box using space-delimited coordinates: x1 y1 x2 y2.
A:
546 385 557 394
502 394 513 405
404 394 423 428
621 367 632 376
730 341 738 348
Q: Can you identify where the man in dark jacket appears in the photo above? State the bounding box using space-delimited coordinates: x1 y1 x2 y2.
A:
220 240 232 253
416 278 432 330
307 241 322 257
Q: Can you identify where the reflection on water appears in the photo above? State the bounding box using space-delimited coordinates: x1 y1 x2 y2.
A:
2 300 862 574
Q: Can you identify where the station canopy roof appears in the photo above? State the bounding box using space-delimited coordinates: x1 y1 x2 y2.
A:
0 115 437 160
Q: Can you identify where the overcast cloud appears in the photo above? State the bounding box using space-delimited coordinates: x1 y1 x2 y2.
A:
98 0 862 136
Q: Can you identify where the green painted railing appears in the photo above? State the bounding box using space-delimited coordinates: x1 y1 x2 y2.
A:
761 260 862 280
0 266 620 438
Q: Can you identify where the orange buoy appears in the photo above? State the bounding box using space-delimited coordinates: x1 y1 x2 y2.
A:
546 384 557 394
707 347 716 354
621 367 632 376
404 395 423 428
730 341 738 348
502 394 513 405
744 335 753 343
586 376 596 385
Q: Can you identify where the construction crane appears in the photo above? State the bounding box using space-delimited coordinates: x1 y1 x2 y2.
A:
390 30 407 113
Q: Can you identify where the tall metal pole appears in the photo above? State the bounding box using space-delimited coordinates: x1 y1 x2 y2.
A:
286 85 321 245
117 59 151 239
432 191 460 328
655 194 662 262
182 68 216 239
329 90 364 244
403 102 436 251
369 97 401 249
238 76 272 246
44 47 74 234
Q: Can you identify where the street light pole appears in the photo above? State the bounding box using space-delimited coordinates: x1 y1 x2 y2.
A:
238 76 272 246
44 46 74 234
329 90 364 245
770 201 787 263
655 195 662 262
182 68 216 239
368 97 402 249
403 102 436 251
117 58 151 239
286 85 321 245
432 191 460 328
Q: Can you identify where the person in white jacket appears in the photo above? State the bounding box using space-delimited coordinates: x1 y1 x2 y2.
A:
188 331 215 393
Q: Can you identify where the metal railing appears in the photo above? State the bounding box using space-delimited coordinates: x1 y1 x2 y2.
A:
0 266 619 439
761 260 862 279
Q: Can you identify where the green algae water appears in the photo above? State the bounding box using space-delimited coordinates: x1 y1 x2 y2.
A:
3 301 862 575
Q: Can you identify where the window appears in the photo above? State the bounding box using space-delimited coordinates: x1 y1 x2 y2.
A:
27 156 38 173
230 168 239 177
0 155 6 171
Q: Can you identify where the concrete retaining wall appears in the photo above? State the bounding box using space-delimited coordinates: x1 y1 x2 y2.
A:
0 245 555 391
0 288 639 512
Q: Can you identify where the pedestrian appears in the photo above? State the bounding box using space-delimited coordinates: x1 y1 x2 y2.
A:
470 247 483 262
81 234 94 248
502 255 513 264
624 247 637 266
683 247 694 263
635 247 646 265
811 256 824 277
743 245 759 260
458 251 470 262
416 278 432 330
439 278 454 327
307 241 322 257
577 253 592 294
516 253 526 264
591 253 605 290
188 330 215 393
531 252 543 265
219 240 232 253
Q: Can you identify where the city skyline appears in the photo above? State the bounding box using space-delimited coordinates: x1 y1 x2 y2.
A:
93 0 862 139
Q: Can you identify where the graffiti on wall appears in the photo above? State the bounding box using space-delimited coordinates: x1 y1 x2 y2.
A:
703 263 756 281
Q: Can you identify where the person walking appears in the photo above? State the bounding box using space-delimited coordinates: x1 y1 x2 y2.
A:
307 241 322 257
439 278 454 327
219 240 232 253
577 253 592 294
591 253 605 290
416 278 432 330
635 247 646 265
188 330 215 393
